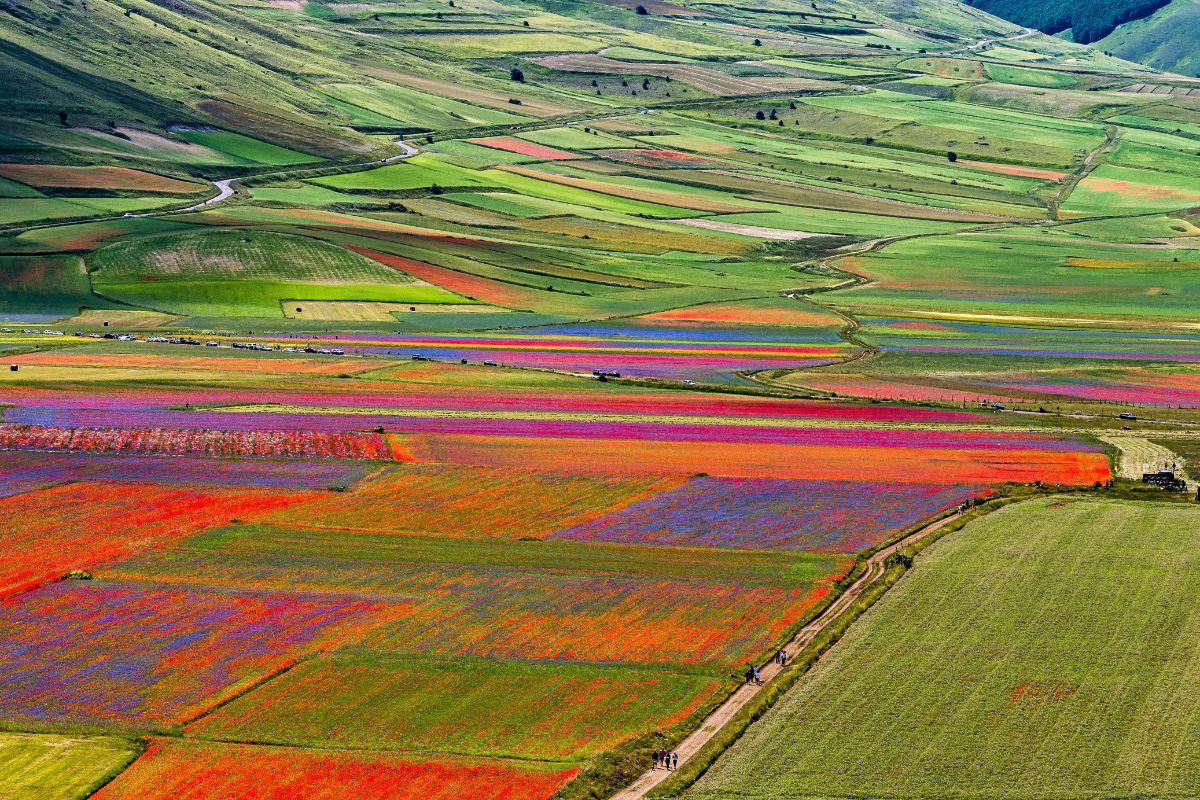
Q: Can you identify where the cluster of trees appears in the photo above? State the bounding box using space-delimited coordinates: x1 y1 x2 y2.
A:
966 0 1173 43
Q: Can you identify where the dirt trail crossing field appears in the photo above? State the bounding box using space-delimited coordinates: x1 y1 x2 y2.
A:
608 509 965 800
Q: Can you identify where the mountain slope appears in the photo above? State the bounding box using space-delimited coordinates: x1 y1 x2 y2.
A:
1093 0 1200 77
963 0 1173 44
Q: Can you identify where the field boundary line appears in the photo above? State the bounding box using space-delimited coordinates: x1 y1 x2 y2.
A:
1049 125 1119 220
606 506 969 800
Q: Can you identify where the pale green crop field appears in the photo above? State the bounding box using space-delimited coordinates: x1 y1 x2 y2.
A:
688 496 1200 800
0 733 139 800
1063 163 1200 216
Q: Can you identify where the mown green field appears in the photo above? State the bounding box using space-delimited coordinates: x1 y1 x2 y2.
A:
0 732 140 800
688 496 1200 800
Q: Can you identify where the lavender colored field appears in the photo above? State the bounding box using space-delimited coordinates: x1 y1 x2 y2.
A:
0 580 404 727
0 451 375 496
553 477 986 551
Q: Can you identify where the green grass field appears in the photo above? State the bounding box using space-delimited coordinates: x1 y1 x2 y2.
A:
982 63 1078 88
89 229 468 316
688 496 1200 800
89 229 413 284
0 732 140 800
835 232 1200 322
169 129 321 166
0 254 108 317
322 80 531 131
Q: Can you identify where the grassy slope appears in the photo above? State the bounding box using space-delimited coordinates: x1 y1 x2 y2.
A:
688 495 1200 800
1095 0 1200 76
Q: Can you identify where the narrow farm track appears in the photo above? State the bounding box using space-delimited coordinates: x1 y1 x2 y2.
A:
160 139 423 217
1049 126 1119 220
3 140 422 234
608 509 965 800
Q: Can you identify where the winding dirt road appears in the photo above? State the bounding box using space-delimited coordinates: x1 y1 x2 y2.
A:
167 138 420 216
609 509 965 800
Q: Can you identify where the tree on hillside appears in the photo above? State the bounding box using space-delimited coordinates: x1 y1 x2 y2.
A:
510 67 524 82
947 151 958 162
755 110 766 120
636 4 648 14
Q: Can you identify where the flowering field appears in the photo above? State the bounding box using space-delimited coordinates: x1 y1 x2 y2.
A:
471 136 579 160
113 550 845 667
0 339 1118 796
0 451 376 493
0 482 317 597
0 164 203 193
0 580 408 726
553 477 987 550
110 526 849 667
263 463 683 537
188 654 721 759
0 380 982 423
94 740 578 800
0 425 399 460
8 351 376 375
801 367 1200 408
348 246 543 308
402 432 1112 485
989 369 1200 407
599 149 717 168
270 322 851 381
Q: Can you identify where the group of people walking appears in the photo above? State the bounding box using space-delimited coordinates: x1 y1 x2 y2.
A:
744 650 788 686
652 749 678 770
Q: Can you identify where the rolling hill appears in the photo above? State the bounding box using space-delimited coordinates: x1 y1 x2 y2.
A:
966 0 1200 76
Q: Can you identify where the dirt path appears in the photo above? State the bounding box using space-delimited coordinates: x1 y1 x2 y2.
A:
5 139 421 233
166 139 420 215
1049 126 1119 220
609 509 964 800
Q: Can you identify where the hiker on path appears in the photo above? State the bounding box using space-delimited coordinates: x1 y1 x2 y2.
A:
652 750 659 769
745 666 754 685
672 752 679 770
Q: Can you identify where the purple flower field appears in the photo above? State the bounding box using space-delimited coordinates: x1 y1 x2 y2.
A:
552 477 986 551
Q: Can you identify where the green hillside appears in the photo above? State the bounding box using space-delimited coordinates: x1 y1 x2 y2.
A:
1094 0 1200 77
964 0 1173 43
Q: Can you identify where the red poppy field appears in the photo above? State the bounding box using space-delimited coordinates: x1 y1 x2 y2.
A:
92 740 579 800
